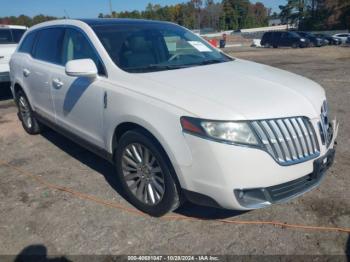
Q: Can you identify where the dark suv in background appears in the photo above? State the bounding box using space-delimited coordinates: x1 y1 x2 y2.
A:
261 31 309 48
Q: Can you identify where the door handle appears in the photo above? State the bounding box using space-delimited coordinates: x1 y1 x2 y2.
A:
52 78 64 89
23 69 30 77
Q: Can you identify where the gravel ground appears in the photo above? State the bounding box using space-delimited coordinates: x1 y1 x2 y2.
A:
0 46 349 258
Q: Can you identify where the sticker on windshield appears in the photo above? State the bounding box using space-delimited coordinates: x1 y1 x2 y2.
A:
188 41 212 52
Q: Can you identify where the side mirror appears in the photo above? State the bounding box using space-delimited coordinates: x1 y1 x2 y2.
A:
65 59 98 78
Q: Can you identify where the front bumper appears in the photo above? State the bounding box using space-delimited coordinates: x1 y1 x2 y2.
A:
234 149 335 208
179 119 338 210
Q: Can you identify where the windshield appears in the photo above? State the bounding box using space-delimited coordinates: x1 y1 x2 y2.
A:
91 22 232 73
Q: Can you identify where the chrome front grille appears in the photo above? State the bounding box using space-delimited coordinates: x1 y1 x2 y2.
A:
251 117 320 165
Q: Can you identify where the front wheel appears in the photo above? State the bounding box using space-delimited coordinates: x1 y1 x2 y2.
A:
16 90 42 135
115 130 181 217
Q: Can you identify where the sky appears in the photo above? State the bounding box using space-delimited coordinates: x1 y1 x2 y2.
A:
0 0 284 18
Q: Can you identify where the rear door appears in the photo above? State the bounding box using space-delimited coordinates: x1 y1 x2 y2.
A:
26 27 65 120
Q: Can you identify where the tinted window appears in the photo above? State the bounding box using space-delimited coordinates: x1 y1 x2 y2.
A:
274 32 282 38
0 29 12 44
33 28 65 64
62 28 105 75
18 32 37 54
11 29 26 43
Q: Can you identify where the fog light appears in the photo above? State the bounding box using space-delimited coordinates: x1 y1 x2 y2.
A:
234 189 271 209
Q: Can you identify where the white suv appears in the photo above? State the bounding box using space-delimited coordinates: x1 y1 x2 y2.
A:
10 19 338 216
0 25 27 83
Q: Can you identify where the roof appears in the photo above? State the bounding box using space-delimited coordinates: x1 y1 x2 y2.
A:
79 18 173 27
0 25 27 29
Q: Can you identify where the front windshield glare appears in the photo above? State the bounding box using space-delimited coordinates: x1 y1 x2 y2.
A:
92 22 232 73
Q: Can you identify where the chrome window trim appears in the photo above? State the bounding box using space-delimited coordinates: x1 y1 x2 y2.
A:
23 24 108 78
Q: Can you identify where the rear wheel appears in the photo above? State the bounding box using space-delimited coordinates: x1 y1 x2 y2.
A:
115 129 181 217
16 90 42 135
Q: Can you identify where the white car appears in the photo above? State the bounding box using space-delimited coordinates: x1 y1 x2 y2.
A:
10 19 338 216
333 33 350 44
0 25 27 83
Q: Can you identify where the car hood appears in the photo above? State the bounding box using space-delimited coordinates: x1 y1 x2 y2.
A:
136 59 325 120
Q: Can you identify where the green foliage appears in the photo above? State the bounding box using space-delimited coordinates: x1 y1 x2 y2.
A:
279 0 349 30
0 14 58 27
0 0 270 31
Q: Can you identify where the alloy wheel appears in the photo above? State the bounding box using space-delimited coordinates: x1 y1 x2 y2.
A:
121 143 165 206
18 96 33 129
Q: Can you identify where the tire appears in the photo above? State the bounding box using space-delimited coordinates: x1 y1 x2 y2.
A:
273 44 278 49
115 129 181 217
16 90 42 135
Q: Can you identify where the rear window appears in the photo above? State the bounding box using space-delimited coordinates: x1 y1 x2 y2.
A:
0 29 26 44
11 29 26 43
263 32 271 40
18 32 37 54
33 28 65 64
0 29 12 44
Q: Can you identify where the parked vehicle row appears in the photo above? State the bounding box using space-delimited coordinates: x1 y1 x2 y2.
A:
0 25 27 83
10 19 338 216
261 30 348 49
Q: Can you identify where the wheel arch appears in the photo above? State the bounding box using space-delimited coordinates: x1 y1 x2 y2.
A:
13 82 24 99
110 120 188 190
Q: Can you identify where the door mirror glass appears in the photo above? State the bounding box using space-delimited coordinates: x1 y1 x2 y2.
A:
65 59 98 78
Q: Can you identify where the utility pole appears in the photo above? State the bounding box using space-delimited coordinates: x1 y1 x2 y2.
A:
109 0 113 17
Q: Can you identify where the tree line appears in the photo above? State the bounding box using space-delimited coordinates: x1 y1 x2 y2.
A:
0 0 348 31
100 0 269 31
279 0 350 30
0 0 269 31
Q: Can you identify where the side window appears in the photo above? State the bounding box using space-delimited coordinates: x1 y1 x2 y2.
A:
275 32 281 39
33 28 65 65
18 31 37 54
62 28 105 75
11 29 26 43
0 29 13 44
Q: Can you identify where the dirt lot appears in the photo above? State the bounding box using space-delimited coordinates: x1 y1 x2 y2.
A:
0 46 349 258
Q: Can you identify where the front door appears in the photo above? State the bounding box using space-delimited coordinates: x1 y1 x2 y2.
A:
50 28 107 148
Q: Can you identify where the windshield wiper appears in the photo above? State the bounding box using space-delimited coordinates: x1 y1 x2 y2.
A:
197 59 225 65
125 60 225 73
125 64 190 73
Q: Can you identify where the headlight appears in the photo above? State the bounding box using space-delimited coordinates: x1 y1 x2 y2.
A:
300 38 306 42
180 117 260 145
